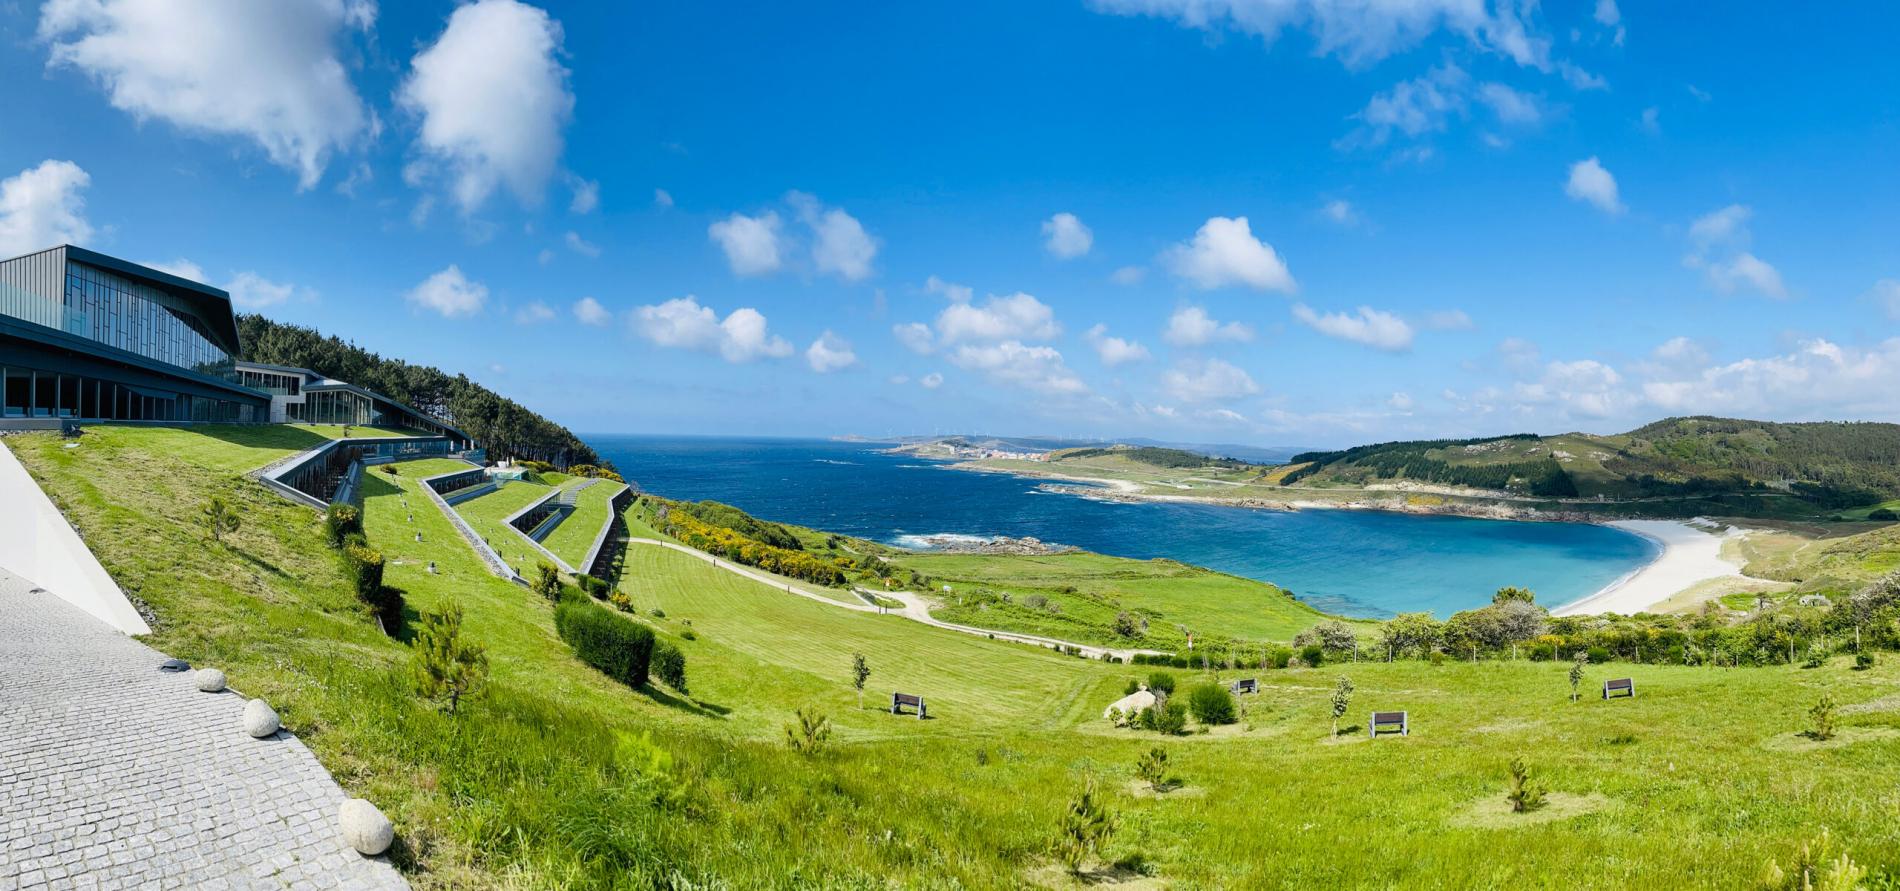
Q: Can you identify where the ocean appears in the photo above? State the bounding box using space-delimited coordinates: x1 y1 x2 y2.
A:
588 435 1659 619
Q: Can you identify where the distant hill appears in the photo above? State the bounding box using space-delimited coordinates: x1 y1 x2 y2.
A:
1285 416 1900 508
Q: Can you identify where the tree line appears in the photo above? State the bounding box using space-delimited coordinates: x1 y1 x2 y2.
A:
236 315 604 468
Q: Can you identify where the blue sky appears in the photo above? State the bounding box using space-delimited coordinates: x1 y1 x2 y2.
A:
2 1 1897 446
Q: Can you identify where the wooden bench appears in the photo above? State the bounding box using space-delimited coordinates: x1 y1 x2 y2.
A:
1230 678 1258 695
1369 710 1409 738
891 692 927 719
1603 677 1635 699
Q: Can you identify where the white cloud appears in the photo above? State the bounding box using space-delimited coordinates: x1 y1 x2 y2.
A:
1425 309 1475 330
1639 106 1660 135
1086 0 1551 70
1564 157 1623 214
925 275 975 304
563 231 600 258
0 160 93 255
568 177 598 214
1163 216 1295 292
630 295 792 363
653 188 673 208
1042 212 1093 259
1388 391 1414 411
708 211 783 276
893 322 936 355
536 248 554 266
934 292 1060 345
398 0 573 210
407 266 488 318
920 372 944 389
1684 204 1787 298
513 300 555 324
1477 82 1542 125
805 331 858 373
146 259 206 282
1346 63 1470 146
1687 84 1713 102
1162 358 1259 403
1593 0 1620 27
225 271 301 310
948 341 1087 395
1558 61 1608 91
1162 306 1253 347
572 296 609 326
1688 204 1751 251
1110 265 1146 286
1084 324 1150 366
39 0 372 190
1872 280 1900 321
1641 338 1900 419
1321 199 1360 226
789 191 878 281
1705 253 1787 299
1291 303 1414 351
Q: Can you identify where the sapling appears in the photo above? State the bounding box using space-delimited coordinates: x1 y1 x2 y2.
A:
1506 757 1547 813
1807 692 1837 742
1568 651 1589 703
851 652 871 709
1055 779 1114 875
1134 746 1170 792
1330 675 1354 737
198 496 241 543
412 602 489 714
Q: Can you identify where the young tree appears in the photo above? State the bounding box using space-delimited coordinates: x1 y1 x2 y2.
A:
1055 779 1115 875
785 705 832 754
1760 828 1865 891
412 602 489 714
1330 675 1354 737
1568 651 1589 703
1807 692 1838 742
1134 746 1170 792
199 496 241 543
850 652 871 709
1112 611 1139 639
532 562 562 604
1506 756 1547 813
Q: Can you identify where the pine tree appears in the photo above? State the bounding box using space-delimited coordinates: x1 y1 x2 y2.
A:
1506 757 1547 813
199 496 241 543
412 603 489 714
1056 778 1115 874
851 653 871 709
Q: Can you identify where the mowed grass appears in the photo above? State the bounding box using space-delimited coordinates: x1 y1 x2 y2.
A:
18 425 1900 886
541 481 620 569
895 551 1333 647
450 479 565 576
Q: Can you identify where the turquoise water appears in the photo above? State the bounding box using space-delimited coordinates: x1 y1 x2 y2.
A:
590 436 1659 619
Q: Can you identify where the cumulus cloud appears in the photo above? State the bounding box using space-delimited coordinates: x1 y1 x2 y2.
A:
1477 82 1543 125
1344 63 1470 147
1291 303 1414 351
1162 306 1253 347
708 211 783 277
1641 338 1900 419
1684 204 1786 298
399 0 573 210
407 266 488 318
630 295 792 363
563 231 600 257
1163 216 1295 292
0 160 94 255
789 191 878 281
1084 324 1150 366
1086 0 1551 69
1564 157 1623 214
568 177 598 214
948 341 1087 395
1042 212 1093 259
920 372 944 389
225 271 305 310
1162 358 1259 403
572 296 610 326
39 0 373 189
805 331 858 373
893 321 936 355
513 301 555 324
933 292 1060 345
1388 391 1415 411
1110 266 1146 285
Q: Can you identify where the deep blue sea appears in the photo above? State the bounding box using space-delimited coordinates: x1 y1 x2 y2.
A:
588 435 1658 619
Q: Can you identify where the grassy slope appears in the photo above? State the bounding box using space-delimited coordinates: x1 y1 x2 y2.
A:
541 481 619 569
18 424 1900 887
893 551 1332 648
449 479 563 577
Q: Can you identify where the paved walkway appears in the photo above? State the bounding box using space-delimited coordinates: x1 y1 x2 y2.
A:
622 537 1162 661
0 569 407 891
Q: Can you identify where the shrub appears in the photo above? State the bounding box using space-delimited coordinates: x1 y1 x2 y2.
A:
198 496 241 543
1506 757 1547 813
1806 692 1838 742
533 562 563 604
1870 508 1898 521
1330 675 1354 736
1134 747 1170 792
323 504 361 548
608 591 633 612
1123 678 1140 696
341 544 385 601
785 705 831 754
1586 645 1611 664
1146 672 1177 696
653 641 688 694
379 464 399 475
1112 611 1139 638
555 601 655 688
1268 647 1293 669
681 629 698 641
363 584 403 624
1855 652 1876 671
1428 649 1446 666
412 602 488 714
1055 779 1115 875
1151 699 1187 735
1186 683 1237 725
1300 644 1325 667
1760 829 1866 891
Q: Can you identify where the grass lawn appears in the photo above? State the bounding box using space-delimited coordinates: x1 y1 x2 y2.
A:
449 479 565 576
16 424 1900 888
541 481 621 569
893 551 1335 648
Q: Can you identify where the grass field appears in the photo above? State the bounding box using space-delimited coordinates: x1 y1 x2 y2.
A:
449 478 567 576
541 481 621 569
16 423 1900 887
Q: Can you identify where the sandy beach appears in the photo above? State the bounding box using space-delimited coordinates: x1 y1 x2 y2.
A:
1552 519 1751 616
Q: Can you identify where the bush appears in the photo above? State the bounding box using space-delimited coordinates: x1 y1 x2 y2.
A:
1152 699 1187 735
1123 678 1141 696
1586 645 1611 664
1146 672 1177 696
323 504 361 548
1870 508 1898 521
1300 644 1325 667
1267 647 1292 669
1186 683 1237 725
1855 652 1876 671
555 601 656 688
653 641 688 694
379 464 399 475
412 602 487 714
341 544 385 601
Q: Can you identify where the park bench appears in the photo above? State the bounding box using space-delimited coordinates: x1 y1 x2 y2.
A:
891 692 927 719
1369 710 1409 738
1230 678 1258 694
1603 677 1635 699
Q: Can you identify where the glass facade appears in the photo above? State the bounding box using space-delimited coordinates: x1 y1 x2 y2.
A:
238 368 301 396
58 263 236 379
0 365 254 422
292 388 378 426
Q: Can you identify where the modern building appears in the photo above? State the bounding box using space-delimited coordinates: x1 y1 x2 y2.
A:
234 360 469 442
1 245 268 424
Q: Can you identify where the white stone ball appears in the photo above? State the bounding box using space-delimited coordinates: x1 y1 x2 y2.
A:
242 699 281 738
338 798 395 856
195 668 226 693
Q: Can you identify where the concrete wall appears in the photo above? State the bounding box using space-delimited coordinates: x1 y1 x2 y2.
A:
0 440 152 634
